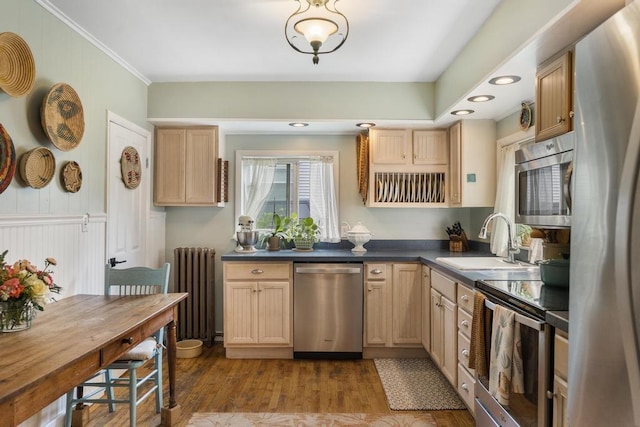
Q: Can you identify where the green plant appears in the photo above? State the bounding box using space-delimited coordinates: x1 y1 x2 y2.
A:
259 214 288 245
281 213 320 243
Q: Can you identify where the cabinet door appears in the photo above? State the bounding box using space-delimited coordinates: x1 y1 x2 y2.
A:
185 128 218 204
392 263 422 345
224 281 258 345
155 128 186 204
413 130 448 165
449 122 462 205
365 279 388 345
421 266 431 350
430 289 444 367
536 51 573 141
370 129 411 164
553 376 568 427
441 295 458 386
258 281 291 345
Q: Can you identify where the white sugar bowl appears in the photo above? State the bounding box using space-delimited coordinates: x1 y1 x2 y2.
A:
346 222 373 253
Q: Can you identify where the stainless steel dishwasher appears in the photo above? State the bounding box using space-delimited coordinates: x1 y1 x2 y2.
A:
293 263 363 359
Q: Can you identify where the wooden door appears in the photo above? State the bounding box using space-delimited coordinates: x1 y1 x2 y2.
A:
449 122 462 205
185 128 217 204
107 113 150 268
258 281 291 345
370 129 411 164
430 289 443 368
155 128 186 205
365 279 388 345
413 130 448 165
535 51 573 141
392 263 422 345
224 281 259 345
442 296 458 386
421 266 431 350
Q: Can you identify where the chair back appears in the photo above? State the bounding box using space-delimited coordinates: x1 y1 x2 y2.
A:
105 263 170 297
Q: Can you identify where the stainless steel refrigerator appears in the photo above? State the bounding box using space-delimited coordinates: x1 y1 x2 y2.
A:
571 2 640 426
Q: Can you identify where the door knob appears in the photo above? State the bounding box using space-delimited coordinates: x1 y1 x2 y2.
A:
109 258 126 268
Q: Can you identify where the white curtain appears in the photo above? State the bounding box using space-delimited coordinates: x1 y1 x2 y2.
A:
241 158 277 228
309 157 340 242
491 143 518 257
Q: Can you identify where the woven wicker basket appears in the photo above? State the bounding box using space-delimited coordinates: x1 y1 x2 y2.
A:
0 32 35 97
120 146 141 189
19 147 55 189
41 83 85 151
0 124 17 194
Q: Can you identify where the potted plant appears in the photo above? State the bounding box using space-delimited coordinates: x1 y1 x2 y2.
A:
260 214 288 251
281 213 320 251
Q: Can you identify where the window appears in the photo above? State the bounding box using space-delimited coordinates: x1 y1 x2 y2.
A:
235 151 340 242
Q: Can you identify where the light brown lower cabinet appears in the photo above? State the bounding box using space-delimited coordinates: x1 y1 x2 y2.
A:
552 329 569 427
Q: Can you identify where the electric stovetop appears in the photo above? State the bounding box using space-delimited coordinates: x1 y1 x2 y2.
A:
477 279 569 320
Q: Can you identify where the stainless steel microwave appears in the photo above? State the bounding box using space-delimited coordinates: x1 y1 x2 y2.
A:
515 132 574 228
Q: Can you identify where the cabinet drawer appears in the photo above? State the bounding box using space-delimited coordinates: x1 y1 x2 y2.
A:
458 308 472 339
224 262 291 280
101 329 144 366
457 284 474 314
431 269 456 301
365 263 387 280
457 331 474 375
554 330 569 380
457 363 476 414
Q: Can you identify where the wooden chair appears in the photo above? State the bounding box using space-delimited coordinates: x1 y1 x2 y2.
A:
65 263 171 427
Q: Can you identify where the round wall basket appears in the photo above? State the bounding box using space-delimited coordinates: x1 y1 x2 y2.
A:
0 124 17 194
62 161 82 193
0 32 36 97
121 146 141 189
41 83 85 151
20 147 55 189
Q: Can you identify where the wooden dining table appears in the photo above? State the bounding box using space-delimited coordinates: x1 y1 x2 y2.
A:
0 293 188 427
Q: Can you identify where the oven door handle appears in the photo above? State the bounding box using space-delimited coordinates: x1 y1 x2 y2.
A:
484 299 545 330
564 161 573 211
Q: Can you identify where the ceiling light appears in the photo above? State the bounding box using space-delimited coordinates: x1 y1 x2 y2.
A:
285 0 349 65
289 122 309 127
488 75 521 85
467 95 495 102
356 122 376 128
451 109 475 116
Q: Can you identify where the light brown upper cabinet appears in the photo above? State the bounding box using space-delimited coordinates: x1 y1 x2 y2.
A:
154 126 221 206
370 128 448 166
448 120 497 207
535 50 573 141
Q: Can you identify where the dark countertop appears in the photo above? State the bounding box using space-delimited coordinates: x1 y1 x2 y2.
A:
546 311 569 333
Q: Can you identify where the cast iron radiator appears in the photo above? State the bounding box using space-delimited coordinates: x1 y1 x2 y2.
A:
173 247 215 345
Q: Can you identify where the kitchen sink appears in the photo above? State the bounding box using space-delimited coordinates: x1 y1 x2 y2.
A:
435 256 538 271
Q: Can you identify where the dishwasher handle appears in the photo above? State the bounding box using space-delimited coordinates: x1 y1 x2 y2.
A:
295 266 362 274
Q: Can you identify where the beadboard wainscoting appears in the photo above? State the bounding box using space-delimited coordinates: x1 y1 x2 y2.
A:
0 214 107 297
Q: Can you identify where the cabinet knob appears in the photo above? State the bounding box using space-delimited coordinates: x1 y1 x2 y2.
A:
569 110 575 118
461 382 469 392
556 116 565 124
461 295 469 301
368 288 372 292
251 269 263 274
371 269 383 275
461 320 469 328
547 390 556 400
402 154 406 159
461 349 469 358
121 337 134 345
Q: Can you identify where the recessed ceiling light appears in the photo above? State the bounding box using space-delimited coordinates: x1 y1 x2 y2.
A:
488 75 521 85
356 122 376 128
289 122 309 127
451 109 475 116
467 95 495 102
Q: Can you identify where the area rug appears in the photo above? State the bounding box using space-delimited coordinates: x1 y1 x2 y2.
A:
373 358 466 411
187 412 437 426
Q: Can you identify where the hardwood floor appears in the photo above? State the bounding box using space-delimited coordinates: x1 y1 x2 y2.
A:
82 343 474 426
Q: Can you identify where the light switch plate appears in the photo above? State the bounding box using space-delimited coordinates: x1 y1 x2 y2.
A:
466 173 476 183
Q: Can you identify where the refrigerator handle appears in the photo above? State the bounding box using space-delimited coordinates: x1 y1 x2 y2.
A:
615 98 640 427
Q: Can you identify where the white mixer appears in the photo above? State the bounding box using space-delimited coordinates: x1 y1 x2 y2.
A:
235 215 259 253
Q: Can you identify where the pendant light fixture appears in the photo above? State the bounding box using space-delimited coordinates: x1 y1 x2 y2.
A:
285 0 349 64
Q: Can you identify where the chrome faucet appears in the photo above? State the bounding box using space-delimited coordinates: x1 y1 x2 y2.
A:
478 212 519 263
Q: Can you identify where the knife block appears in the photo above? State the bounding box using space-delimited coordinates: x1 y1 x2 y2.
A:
449 231 469 252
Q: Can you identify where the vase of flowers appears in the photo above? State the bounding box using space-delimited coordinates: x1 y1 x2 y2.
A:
0 250 61 332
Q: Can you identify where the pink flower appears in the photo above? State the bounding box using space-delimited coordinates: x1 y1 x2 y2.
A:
0 278 24 298
42 274 53 286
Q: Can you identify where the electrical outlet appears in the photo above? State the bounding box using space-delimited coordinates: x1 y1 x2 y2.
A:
81 214 89 232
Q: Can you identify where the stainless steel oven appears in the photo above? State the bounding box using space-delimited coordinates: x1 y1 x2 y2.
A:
474 280 565 427
515 132 574 228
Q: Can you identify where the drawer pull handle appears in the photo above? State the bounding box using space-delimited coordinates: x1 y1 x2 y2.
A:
371 269 383 275
547 390 556 400
461 349 469 358
461 320 469 328
461 295 469 301
251 269 264 274
122 337 134 345
461 382 469 392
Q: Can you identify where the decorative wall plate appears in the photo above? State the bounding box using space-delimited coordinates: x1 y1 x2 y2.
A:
0 123 16 194
121 146 141 189
41 83 85 151
520 102 532 130
19 147 55 189
62 161 82 193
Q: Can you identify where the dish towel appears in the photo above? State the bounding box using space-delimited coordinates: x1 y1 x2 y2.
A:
528 238 544 263
488 305 524 406
469 292 488 377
